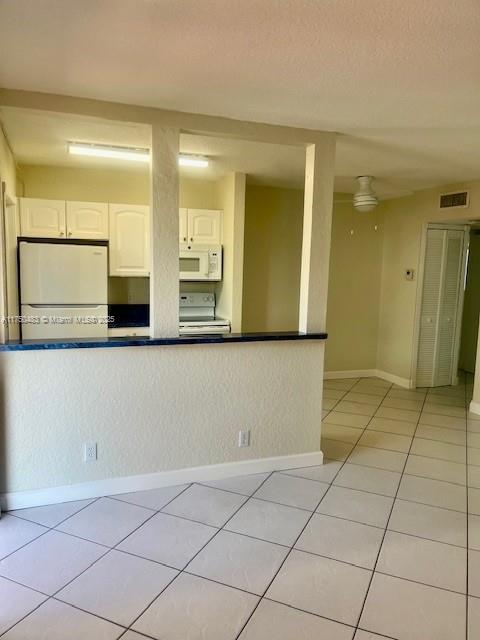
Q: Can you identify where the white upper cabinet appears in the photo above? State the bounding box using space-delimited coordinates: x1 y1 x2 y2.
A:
20 198 66 238
186 209 222 244
66 201 108 240
179 208 188 243
109 204 150 277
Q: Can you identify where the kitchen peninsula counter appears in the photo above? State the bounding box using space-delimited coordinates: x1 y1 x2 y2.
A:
0 331 328 352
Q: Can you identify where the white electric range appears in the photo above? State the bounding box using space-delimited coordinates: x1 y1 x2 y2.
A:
179 292 231 335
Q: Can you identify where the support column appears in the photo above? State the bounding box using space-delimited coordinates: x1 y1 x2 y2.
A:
149 125 179 338
298 135 336 333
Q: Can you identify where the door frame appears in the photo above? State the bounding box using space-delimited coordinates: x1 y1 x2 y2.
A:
410 222 470 388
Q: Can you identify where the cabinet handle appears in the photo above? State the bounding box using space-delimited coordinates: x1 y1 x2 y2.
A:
59 231 64 236
183 236 187 242
68 231 72 237
190 237 193 242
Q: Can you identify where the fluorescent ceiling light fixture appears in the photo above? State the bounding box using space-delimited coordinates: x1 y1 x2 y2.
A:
178 154 209 168
69 143 209 168
68 142 149 162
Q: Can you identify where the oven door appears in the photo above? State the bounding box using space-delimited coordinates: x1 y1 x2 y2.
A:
179 250 210 281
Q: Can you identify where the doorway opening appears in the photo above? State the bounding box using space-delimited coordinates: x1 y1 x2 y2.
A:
459 227 480 375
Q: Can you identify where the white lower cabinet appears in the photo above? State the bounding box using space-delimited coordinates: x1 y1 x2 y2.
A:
109 204 150 276
66 201 109 239
20 198 66 238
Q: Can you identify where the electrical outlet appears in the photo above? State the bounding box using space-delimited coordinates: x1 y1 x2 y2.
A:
84 442 97 462
238 430 250 448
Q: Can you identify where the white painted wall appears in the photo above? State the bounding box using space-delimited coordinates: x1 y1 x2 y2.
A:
0 341 324 496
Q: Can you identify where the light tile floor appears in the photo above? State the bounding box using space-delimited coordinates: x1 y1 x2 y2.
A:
1 374 479 639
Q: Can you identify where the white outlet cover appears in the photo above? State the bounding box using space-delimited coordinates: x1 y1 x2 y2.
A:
84 442 97 462
238 430 250 447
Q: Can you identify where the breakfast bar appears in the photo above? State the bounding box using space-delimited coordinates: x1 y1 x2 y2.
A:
0 331 327 351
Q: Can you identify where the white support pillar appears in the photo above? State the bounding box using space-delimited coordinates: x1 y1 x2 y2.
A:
149 125 179 338
299 136 336 333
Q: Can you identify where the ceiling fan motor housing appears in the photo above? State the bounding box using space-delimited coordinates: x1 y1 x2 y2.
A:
353 175 378 213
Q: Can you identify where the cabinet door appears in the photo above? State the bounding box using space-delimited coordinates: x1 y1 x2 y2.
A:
67 201 108 239
19 198 66 238
187 209 222 244
109 204 150 276
179 208 188 243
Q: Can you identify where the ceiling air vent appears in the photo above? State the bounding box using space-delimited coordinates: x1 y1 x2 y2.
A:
439 191 469 209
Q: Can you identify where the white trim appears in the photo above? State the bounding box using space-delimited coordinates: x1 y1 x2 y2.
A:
324 369 377 380
376 369 412 389
470 401 480 416
324 369 411 388
0 450 323 511
428 223 470 231
410 222 429 387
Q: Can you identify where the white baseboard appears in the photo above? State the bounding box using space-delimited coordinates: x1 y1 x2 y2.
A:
0 450 324 511
470 401 480 416
376 370 412 389
324 369 377 380
324 369 412 389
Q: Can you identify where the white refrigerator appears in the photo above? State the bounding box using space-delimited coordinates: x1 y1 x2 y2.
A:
20 241 108 339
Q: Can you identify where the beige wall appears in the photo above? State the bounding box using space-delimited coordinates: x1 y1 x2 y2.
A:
0 127 17 198
377 181 480 383
325 202 384 371
19 163 218 209
242 185 384 371
0 128 19 340
242 184 304 332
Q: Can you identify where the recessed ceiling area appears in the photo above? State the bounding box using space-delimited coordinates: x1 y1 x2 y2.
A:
0 107 307 190
1 1 480 198
5 106 479 199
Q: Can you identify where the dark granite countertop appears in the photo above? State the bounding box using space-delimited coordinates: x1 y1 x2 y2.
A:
0 331 327 352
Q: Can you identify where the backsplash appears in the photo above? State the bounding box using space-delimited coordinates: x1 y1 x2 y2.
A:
108 277 150 304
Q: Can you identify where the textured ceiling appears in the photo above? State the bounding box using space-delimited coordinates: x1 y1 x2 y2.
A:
1 0 480 196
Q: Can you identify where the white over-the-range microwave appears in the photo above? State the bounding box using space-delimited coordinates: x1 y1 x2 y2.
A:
179 244 222 281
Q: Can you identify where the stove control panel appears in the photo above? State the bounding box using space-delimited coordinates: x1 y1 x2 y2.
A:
180 292 215 308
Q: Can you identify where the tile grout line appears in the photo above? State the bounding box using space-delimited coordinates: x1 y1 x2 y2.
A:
231 380 368 638
351 379 429 633
0 496 104 564
233 378 395 639
121 470 278 636
48 483 202 632
0 486 200 638
324 435 467 464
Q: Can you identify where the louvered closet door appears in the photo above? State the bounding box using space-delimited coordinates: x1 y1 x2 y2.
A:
435 231 464 385
416 229 464 387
